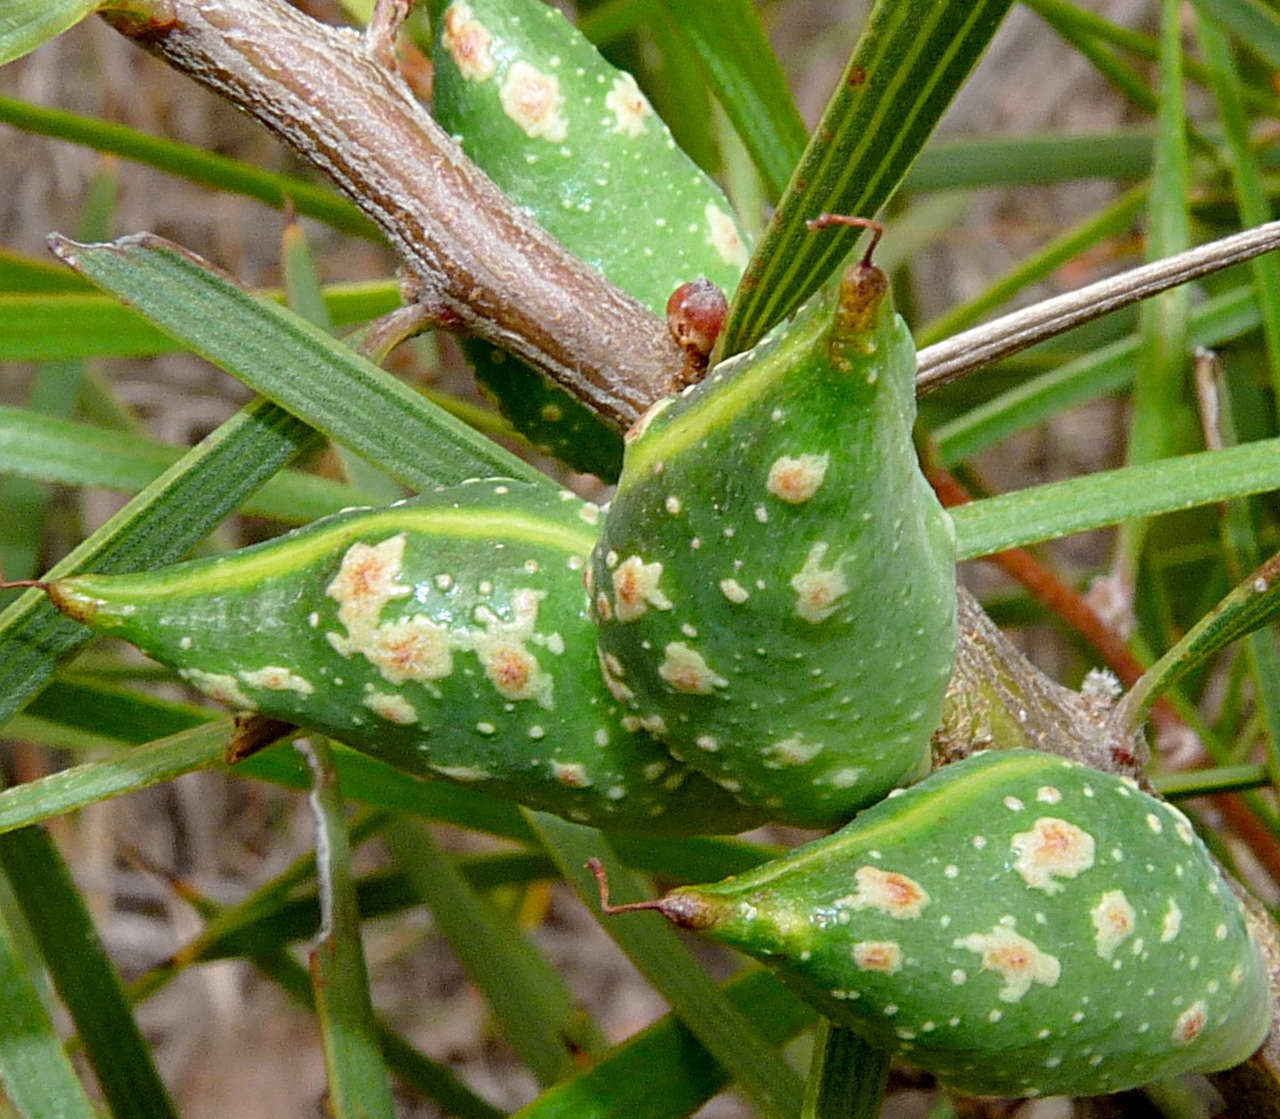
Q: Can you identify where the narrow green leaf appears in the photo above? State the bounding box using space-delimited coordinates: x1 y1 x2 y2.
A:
800 1021 890 1119
302 739 398 1119
0 722 242 836
2 149 109 592
0 825 178 1118
0 96 377 237
917 187 1146 346
114 820 506 1119
1154 763 1270 799
526 811 805 1119
0 248 91 292
654 0 807 199
950 438 1280 560
577 0 655 45
384 819 599 1085
1122 549 1280 731
253 949 506 1119
281 218 404 503
281 222 333 330
1028 0 1160 116
127 812 394 1003
9 678 779 882
179 857 554 964
0 0 97 66
514 968 815 1119
1119 0 1192 575
904 131 1155 192
0 897 97 1119
52 233 548 489
1197 16 1280 411
0 281 402 361
0 406 380 522
719 0 1013 357
1190 0 1280 71
1197 17 1280 791
0 396 319 729
933 285 1264 465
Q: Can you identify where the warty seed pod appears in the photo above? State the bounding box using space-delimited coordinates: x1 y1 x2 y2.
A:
430 0 750 474
43 479 764 835
588 248 957 826
601 749 1272 1098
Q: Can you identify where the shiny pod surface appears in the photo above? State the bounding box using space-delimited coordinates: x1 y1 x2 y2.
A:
430 0 751 475
49 480 763 835
646 750 1271 1098
589 262 957 826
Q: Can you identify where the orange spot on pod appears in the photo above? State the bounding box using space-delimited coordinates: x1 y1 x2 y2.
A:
1172 1000 1208 1044
852 940 902 974
666 278 727 364
441 2 496 82
840 866 929 919
1010 816 1096 893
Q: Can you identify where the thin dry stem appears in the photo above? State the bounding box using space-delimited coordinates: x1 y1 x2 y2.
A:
916 222 1280 394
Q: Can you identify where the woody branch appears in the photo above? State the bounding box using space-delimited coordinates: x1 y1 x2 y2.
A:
100 0 686 429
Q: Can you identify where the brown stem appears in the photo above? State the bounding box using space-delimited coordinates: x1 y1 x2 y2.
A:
936 585 1144 778
0 579 49 592
99 0 686 430
585 857 665 916
805 214 884 264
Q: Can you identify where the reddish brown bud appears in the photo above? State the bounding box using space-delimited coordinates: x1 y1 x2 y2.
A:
666 277 728 363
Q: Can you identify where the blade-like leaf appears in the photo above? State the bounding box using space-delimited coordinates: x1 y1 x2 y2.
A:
301 739 399 1119
0 248 92 292
800 1021 890 1119
906 130 1157 192
1120 549 1280 732
0 896 98 1119
0 396 318 729
951 438 1280 560
718 0 1014 357
0 825 179 1119
0 0 97 66
1190 0 1280 71
0 721 244 836
0 406 379 522
51 233 548 490
0 95 376 237
384 820 599 1085
933 284 1263 465
254 948 506 1119
1117 0 1192 575
0 281 402 361
655 0 807 200
527 811 805 1119
514 968 815 1119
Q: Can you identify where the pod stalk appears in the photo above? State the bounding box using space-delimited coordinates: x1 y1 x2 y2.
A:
586 858 724 929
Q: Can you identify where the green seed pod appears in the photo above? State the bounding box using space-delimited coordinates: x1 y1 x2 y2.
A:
588 250 957 826
45 480 764 835
611 749 1271 1098
430 0 751 474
